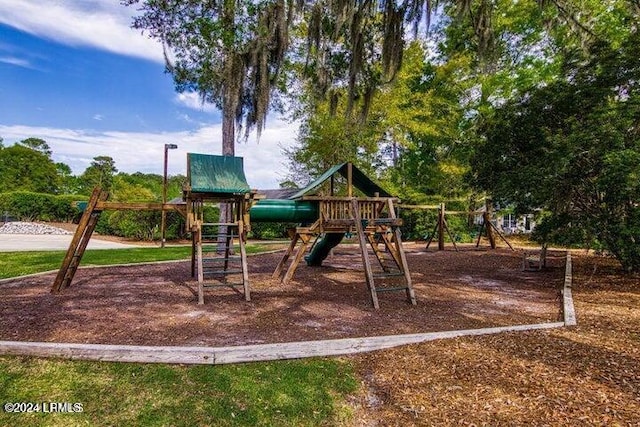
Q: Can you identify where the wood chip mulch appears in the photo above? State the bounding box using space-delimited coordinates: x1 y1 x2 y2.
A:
1 245 561 348
349 253 640 426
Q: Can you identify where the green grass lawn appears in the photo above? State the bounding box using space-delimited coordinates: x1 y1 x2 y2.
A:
0 356 358 426
0 244 271 280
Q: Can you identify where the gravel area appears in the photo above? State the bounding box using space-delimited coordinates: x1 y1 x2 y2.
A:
0 221 72 235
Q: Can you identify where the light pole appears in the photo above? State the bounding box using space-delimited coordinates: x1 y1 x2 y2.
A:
161 143 178 248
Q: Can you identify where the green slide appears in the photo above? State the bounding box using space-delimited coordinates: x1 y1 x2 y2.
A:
305 233 344 266
249 199 343 266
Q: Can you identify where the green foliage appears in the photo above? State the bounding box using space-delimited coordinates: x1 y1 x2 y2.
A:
17 137 52 157
0 144 60 194
249 222 295 240
472 29 640 272
0 192 85 222
94 174 188 241
78 156 118 194
0 357 357 426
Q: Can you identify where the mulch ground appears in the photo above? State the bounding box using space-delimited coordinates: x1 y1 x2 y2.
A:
0 245 563 347
350 252 640 426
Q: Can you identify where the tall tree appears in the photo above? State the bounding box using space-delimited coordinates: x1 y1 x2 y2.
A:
17 137 53 157
0 143 59 193
125 0 297 156
124 1 444 154
78 156 118 194
55 162 78 194
472 27 640 272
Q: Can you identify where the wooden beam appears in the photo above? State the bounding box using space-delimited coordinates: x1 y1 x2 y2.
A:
438 203 445 250
563 252 577 326
282 234 311 285
95 202 185 212
386 198 417 305
352 198 379 309
238 220 250 302
272 233 300 279
0 322 566 365
51 187 105 293
347 162 353 198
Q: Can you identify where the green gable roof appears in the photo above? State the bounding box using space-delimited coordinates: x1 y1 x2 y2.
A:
187 153 251 195
288 163 392 199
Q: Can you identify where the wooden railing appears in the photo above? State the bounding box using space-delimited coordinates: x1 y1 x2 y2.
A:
319 199 385 221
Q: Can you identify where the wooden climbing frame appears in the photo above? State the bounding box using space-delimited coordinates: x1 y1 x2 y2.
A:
184 190 256 304
272 196 416 309
51 186 187 293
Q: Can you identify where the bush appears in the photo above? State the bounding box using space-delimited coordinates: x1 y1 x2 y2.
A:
249 221 296 239
0 191 86 222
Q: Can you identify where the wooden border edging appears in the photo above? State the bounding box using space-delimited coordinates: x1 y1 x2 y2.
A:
0 322 564 365
563 252 577 326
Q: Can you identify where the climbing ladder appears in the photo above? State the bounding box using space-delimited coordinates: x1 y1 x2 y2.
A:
183 153 257 304
51 186 107 293
273 197 416 309
192 218 250 304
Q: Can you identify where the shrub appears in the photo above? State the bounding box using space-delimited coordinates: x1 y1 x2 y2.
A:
0 191 86 222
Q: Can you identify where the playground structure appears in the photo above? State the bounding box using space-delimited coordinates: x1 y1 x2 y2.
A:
52 154 415 309
401 202 514 251
252 162 416 309
183 154 257 304
51 186 187 293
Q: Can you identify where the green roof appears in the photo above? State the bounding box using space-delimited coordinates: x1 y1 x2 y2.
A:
187 153 251 194
289 163 392 199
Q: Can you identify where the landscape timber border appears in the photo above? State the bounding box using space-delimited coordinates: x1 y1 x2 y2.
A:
0 252 576 365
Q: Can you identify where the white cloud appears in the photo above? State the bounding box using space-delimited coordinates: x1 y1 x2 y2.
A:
93 114 104 121
0 0 163 62
175 92 218 113
0 120 299 189
0 56 35 69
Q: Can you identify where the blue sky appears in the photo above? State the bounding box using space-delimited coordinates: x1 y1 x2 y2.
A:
0 0 297 189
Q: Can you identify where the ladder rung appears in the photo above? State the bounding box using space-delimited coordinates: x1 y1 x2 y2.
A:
201 282 244 289
374 286 409 293
203 269 243 275
203 256 241 263
373 271 405 278
202 222 238 227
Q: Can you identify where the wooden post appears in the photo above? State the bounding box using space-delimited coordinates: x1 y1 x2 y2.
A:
51 186 105 293
196 226 204 305
347 163 353 198
238 219 250 301
386 199 417 305
483 211 496 249
352 199 379 309
273 231 300 279
485 199 497 249
282 234 311 285
438 203 445 251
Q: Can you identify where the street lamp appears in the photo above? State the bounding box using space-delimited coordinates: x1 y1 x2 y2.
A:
161 143 178 248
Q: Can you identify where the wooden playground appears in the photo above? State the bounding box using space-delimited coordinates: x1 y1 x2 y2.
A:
2 153 569 356
52 154 417 309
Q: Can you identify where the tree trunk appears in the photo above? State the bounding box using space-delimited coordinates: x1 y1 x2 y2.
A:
217 98 236 253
